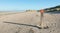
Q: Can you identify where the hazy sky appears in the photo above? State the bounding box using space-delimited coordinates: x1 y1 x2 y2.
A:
0 0 60 11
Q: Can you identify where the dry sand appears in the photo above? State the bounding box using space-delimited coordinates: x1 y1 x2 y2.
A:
0 12 60 33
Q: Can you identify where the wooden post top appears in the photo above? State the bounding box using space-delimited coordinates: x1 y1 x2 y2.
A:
40 10 44 13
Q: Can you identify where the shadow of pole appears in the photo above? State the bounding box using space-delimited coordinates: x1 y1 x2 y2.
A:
3 21 49 29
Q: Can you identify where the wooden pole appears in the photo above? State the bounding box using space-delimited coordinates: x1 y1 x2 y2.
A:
40 10 44 26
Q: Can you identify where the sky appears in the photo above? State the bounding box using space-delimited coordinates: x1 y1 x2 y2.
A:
0 0 60 11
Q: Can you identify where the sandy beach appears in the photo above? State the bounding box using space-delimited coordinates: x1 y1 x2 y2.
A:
0 12 60 33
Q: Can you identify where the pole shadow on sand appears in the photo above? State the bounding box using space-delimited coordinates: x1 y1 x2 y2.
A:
3 21 49 29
